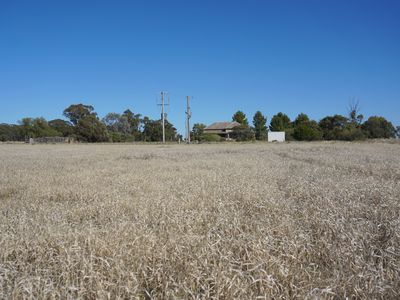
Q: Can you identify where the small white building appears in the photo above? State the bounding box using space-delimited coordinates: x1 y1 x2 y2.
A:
268 131 285 142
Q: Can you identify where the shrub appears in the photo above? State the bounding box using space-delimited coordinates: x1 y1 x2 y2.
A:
202 134 222 142
232 125 255 142
76 115 110 142
293 114 322 141
362 116 396 139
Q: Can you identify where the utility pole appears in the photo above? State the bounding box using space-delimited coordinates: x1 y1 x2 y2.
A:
158 91 169 143
162 92 165 143
186 96 191 143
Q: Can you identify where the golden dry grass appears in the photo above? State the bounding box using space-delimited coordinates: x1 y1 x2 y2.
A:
0 141 399 299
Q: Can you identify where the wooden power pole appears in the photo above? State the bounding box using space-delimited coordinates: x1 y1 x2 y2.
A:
158 91 169 143
186 96 191 143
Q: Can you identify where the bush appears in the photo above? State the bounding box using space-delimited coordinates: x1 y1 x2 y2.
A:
294 122 322 141
340 126 366 141
232 125 255 142
292 114 322 141
284 128 295 141
362 116 396 139
110 132 124 142
76 115 110 142
202 134 222 142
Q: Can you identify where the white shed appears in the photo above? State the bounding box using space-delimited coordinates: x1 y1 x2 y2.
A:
268 131 285 142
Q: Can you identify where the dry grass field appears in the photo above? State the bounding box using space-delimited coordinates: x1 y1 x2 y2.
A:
0 141 399 299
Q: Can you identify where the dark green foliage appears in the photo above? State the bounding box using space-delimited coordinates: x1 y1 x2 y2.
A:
103 113 130 134
162 120 178 142
48 119 74 137
102 113 132 142
63 104 96 125
319 115 349 140
102 109 143 142
0 124 22 141
31 118 61 137
202 133 221 142
19 117 61 138
284 128 295 141
122 109 142 139
2 101 397 143
293 122 322 141
102 113 132 141
108 132 131 143
270 112 291 131
192 123 206 141
293 114 322 141
232 111 248 126
319 115 366 141
76 115 110 142
142 118 177 142
293 113 309 126
362 116 396 139
340 126 366 141
18 118 35 138
232 125 255 141
252 111 267 140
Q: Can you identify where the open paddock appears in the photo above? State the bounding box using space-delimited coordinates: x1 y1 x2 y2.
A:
0 142 399 299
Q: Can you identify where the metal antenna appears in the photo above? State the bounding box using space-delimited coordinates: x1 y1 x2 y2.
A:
185 96 192 143
157 91 169 143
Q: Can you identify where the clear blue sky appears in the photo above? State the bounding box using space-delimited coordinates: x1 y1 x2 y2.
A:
1 0 399 133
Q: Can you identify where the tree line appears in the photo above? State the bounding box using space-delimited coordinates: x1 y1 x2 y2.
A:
0 104 179 142
192 105 399 142
0 103 399 142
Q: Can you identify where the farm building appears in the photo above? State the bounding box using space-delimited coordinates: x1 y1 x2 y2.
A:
268 131 285 142
204 121 241 139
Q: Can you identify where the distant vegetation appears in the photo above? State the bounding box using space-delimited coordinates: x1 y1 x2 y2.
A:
0 103 398 142
192 105 398 142
0 104 179 143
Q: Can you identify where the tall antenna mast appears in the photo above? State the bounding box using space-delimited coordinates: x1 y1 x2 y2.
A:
157 91 169 143
186 96 191 143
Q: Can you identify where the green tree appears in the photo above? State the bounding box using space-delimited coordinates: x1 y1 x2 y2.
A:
293 113 309 126
269 112 291 131
103 113 131 134
319 115 365 141
231 125 255 141
76 115 110 142
48 119 74 137
122 109 142 139
19 118 35 138
396 126 400 139
142 117 159 142
102 113 132 142
362 116 396 139
192 123 206 141
0 124 22 141
232 111 248 126
252 111 267 140
293 114 322 141
142 118 177 142
269 112 293 139
33 118 61 137
63 104 96 125
19 117 60 138
319 115 348 140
